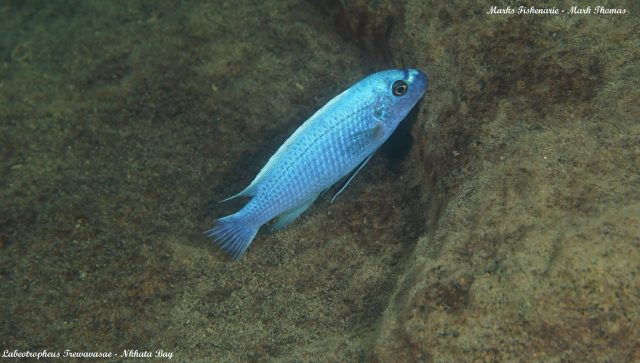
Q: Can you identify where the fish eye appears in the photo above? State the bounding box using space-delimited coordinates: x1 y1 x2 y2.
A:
392 80 408 96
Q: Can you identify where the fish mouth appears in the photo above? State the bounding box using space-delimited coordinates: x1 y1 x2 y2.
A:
406 68 428 96
407 69 427 84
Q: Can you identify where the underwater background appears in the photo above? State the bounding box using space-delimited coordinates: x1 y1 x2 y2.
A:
1 0 639 361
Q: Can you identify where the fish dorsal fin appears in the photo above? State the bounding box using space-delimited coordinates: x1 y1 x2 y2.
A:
271 195 318 231
331 152 374 203
345 122 385 156
220 184 257 202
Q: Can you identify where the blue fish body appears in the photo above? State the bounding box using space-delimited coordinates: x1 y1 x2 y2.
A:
207 69 428 259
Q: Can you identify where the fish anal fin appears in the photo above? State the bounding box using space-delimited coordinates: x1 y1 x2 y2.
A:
271 196 317 231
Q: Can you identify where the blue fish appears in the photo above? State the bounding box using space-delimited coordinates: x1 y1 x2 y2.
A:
207 69 428 259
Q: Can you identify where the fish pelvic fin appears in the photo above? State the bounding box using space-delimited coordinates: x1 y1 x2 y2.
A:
331 152 374 204
205 214 258 260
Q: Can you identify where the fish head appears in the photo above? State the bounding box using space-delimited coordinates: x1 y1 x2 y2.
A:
366 68 428 132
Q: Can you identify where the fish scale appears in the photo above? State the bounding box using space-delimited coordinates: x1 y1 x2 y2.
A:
206 69 428 259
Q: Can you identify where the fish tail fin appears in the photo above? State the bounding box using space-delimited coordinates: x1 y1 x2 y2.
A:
205 213 258 260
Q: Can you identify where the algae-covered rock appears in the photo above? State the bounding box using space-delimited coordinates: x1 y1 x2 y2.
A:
367 0 640 361
1 0 638 362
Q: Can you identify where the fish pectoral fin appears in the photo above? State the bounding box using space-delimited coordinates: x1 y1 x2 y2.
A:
331 153 374 204
271 196 318 231
345 122 385 155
